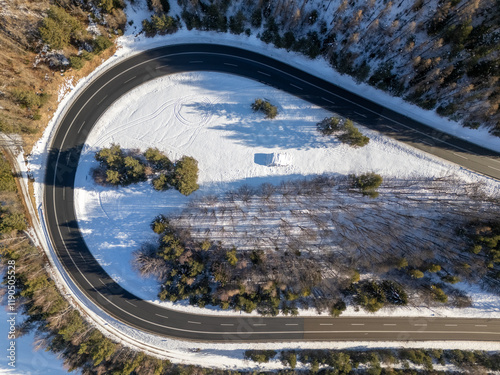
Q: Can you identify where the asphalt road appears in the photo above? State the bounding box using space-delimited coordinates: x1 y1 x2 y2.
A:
43 43 500 343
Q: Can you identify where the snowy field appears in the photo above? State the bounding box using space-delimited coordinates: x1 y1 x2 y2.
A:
73 71 500 319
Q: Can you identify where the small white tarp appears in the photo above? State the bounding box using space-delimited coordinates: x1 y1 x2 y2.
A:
267 153 292 167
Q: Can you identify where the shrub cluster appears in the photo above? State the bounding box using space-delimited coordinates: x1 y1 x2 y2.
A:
317 117 370 147
349 172 383 197
349 280 408 312
142 14 179 35
94 144 199 196
251 98 278 119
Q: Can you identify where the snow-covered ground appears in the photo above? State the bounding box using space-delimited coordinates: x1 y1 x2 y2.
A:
73 70 500 319
23 0 500 370
0 292 72 375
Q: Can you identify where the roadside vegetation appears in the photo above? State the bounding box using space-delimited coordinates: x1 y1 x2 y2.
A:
317 116 370 147
246 348 500 374
136 174 500 316
144 0 500 136
93 144 199 195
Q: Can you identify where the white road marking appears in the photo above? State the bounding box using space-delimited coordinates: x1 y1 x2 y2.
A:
155 314 169 319
253 324 267 326
155 65 166 70
445 324 458 327
383 324 396 326
351 323 365 326
125 300 137 307
224 62 238 67
453 152 468 160
421 140 433 146
257 70 270 76
188 321 201 324
221 323 234 326
414 324 427 326
97 95 108 105
124 76 136 84
62 187 65 200
475 325 487 327
320 323 333 326
290 83 303 90
98 278 106 286
77 121 86 134
488 165 500 172
79 253 85 261
285 324 298 326
354 111 367 118
321 96 335 105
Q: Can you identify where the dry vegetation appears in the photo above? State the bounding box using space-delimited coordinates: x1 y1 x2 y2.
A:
136 174 500 315
0 0 119 153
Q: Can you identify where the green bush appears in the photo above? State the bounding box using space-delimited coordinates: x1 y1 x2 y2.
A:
173 156 199 196
69 55 84 70
142 14 178 35
244 350 277 363
430 284 448 303
152 174 171 191
408 269 425 279
251 98 278 119
340 119 370 147
0 212 27 233
11 89 50 109
0 155 17 192
350 172 383 197
317 116 341 135
144 147 172 171
39 6 86 50
92 36 113 54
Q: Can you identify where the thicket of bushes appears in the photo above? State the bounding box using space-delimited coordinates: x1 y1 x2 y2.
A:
245 348 500 374
251 98 278 119
317 117 370 147
93 145 199 196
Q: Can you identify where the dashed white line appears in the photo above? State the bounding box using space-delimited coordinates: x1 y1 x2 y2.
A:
125 300 137 307
290 83 303 90
351 323 365 326
62 187 66 200
224 62 238 67
414 324 427 326
97 95 108 105
445 324 458 327
453 152 468 160
79 253 85 261
124 76 136 84
188 321 201 324
155 314 169 319
488 165 500 172
320 323 333 326
384 324 396 326
285 324 299 326
475 325 487 327
257 70 270 76
220 323 234 326
253 324 267 326
155 65 166 70
321 96 335 105
354 111 367 118
77 121 86 134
